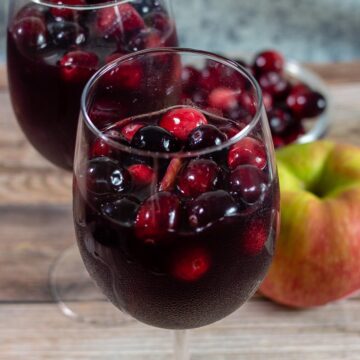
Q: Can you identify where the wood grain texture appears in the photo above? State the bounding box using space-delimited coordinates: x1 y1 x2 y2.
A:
1 63 360 359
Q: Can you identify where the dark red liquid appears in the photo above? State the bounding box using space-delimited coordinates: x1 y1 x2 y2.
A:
74 108 279 329
7 2 178 170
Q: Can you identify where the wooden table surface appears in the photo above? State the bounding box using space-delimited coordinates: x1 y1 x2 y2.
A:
1 63 360 360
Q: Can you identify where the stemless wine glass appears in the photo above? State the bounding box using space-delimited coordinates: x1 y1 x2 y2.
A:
7 0 178 323
74 48 280 358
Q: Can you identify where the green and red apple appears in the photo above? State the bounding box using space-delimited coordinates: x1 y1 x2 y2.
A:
260 141 360 307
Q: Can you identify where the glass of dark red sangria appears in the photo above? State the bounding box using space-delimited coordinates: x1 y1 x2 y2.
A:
7 0 178 323
74 48 280 357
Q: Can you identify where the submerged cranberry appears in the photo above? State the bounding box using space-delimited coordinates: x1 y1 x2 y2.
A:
144 11 171 33
188 190 238 229
101 196 140 227
96 3 145 39
242 220 268 255
253 50 284 74
286 90 326 119
59 50 99 83
131 125 181 153
170 246 211 282
87 157 132 196
237 91 257 117
48 21 87 48
228 137 267 170
15 4 45 22
208 88 238 111
262 91 273 112
120 123 145 142
49 0 85 20
258 72 290 100
12 17 48 54
128 164 155 186
177 159 220 197
181 66 201 94
135 192 180 243
229 165 267 204
187 125 227 151
160 108 208 141
90 138 112 158
268 108 294 135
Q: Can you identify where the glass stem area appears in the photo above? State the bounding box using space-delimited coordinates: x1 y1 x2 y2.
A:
173 330 190 360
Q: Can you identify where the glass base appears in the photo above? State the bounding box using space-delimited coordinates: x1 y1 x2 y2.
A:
50 244 134 326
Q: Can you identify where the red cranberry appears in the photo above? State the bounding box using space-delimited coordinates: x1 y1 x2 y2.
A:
268 108 294 135
253 50 284 74
272 135 285 149
89 97 128 130
135 192 180 243
177 159 220 197
283 123 305 145
144 10 170 33
228 137 267 170
131 125 181 153
205 61 246 90
120 123 145 142
160 108 208 141
219 122 244 139
208 87 238 111
237 91 257 117
187 125 227 151
229 165 267 204
127 28 162 52
101 196 140 227
97 4 145 39
128 164 155 186
170 246 211 282
48 21 87 48
258 72 290 100
87 157 132 196
188 190 238 229
90 138 112 158
286 90 327 119
49 0 85 20
12 17 48 53
181 66 201 94
102 59 143 91
59 50 99 83
133 0 164 15
243 220 268 255
290 83 310 96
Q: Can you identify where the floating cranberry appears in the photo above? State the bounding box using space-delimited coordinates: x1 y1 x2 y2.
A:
177 159 220 197
187 125 227 151
127 28 162 52
253 50 284 74
267 108 294 135
48 21 87 48
229 165 267 204
90 138 112 158
87 157 132 196
101 196 140 227
243 220 268 255
258 72 290 100
120 123 145 142
59 50 99 83
208 87 238 111
228 137 267 170
170 246 211 282
12 17 48 54
135 192 180 243
49 0 85 20
97 3 145 40
128 164 155 186
102 59 143 91
286 89 326 119
131 125 181 153
89 97 128 130
188 190 238 229
160 108 208 141
181 66 201 94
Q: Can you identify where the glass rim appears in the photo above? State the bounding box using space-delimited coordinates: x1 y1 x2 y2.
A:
81 47 264 160
32 0 130 10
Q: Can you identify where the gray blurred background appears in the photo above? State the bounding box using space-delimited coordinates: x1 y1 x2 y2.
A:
1 0 359 63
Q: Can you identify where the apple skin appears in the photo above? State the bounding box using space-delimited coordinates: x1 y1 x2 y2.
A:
260 141 360 307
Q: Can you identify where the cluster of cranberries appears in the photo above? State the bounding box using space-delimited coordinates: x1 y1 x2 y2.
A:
11 0 173 83
181 50 327 148
85 107 270 282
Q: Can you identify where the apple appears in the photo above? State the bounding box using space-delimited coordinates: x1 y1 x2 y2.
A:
260 140 360 307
